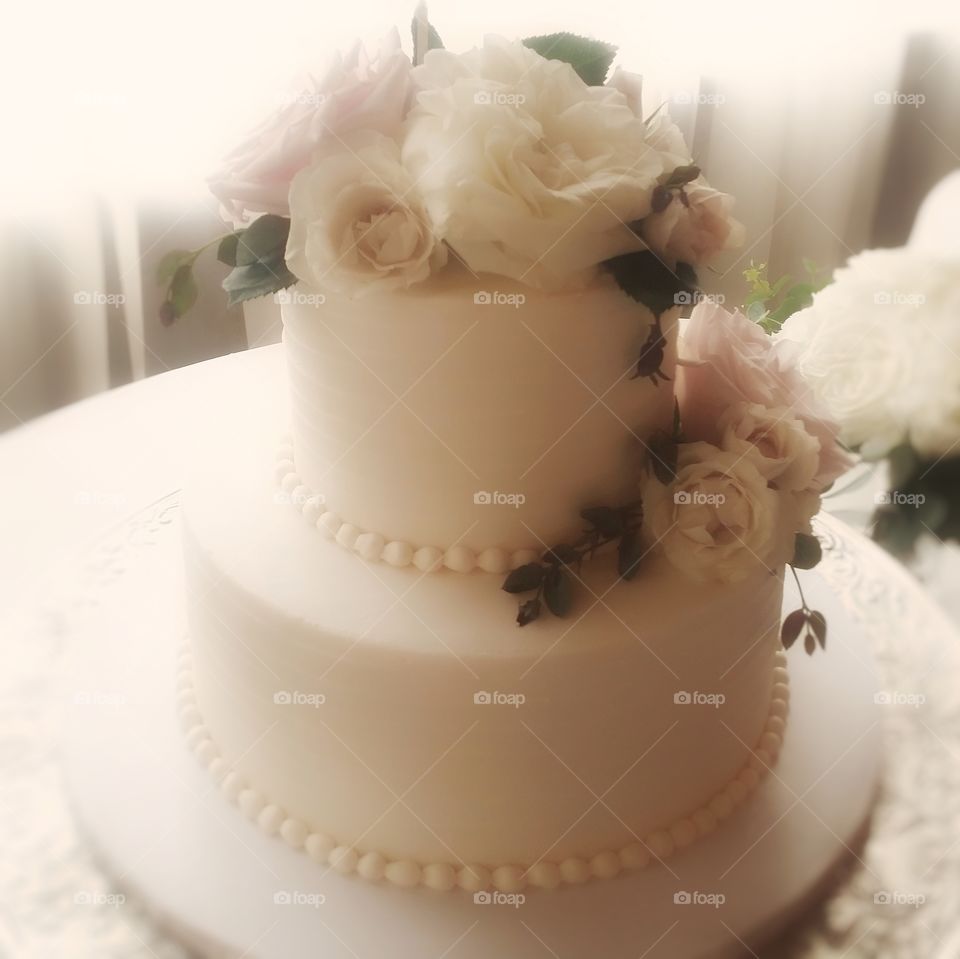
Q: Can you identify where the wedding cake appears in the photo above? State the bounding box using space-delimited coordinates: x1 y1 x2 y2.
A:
169 24 851 894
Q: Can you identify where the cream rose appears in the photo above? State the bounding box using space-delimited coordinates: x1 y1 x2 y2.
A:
640 176 744 266
285 132 445 296
402 36 665 291
644 442 782 583
719 402 821 492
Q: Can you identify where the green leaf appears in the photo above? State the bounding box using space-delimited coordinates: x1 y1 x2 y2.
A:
217 231 243 267
543 567 573 617
156 249 196 286
605 251 697 317
222 260 297 307
659 164 701 189
542 544 578 566
808 610 827 649
617 528 644 580
411 14 444 61
804 631 816 655
169 264 198 318
791 533 823 570
648 432 678 484
580 506 624 539
502 563 546 594
781 609 807 650
517 597 542 627
522 33 617 86
234 215 291 267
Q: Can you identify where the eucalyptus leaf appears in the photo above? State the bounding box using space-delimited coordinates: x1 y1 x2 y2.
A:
169 264 198 318
804 631 816 655
780 609 807 649
156 249 196 286
580 506 624 539
234 214 292 267
522 33 617 86
222 259 297 307
517 597 542 627
543 567 572 617
502 563 546 594
217 231 243 267
808 610 827 649
791 533 823 570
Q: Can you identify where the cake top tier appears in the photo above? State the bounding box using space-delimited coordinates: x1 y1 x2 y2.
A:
283 269 676 554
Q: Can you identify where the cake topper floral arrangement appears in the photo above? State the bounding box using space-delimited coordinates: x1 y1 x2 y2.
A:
162 11 853 652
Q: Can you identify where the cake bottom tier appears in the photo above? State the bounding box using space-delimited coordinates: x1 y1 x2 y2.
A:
180 349 789 891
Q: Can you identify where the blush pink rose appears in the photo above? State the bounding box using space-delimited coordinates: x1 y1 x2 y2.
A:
209 30 411 224
678 300 854 490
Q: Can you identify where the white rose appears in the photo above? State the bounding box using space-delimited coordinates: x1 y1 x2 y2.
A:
778 249 960 459
644 442 783 583
643 112 692 168
719 402 821 492
285 132 446 296
640 176 744 266
402 37 665 291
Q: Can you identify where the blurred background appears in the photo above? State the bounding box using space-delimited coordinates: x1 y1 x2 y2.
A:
2 0 959 431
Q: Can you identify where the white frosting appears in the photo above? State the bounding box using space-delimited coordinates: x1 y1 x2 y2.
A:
282 267 678 553
179 355 788 885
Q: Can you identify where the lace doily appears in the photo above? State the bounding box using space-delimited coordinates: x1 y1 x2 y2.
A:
2 499 958 958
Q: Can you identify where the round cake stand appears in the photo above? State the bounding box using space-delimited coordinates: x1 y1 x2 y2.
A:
58 495 882 959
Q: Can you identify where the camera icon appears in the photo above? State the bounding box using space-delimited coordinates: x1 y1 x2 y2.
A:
473 90 492 105
74 891 91 905
74 291 92 305
274 289 293 305
473 290 492 305
673 91 692 104
873 290 891 305
673 691 692 705
874 491 892 505
874 91 892 105
673 490 692 505
273 890 292 905
673 891 692 905
874 691 892 705
273 690 292 705
874 891 892 905
473 490 492 505
473 891 492 904
474 691 492 705
674 291 693 305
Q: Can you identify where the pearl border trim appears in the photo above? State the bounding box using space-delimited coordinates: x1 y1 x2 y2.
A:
178 645 790 893
274 439 538 574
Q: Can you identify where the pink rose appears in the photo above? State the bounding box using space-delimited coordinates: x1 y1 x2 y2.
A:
678 300 854 490
209 30 411 224
640 177 744 266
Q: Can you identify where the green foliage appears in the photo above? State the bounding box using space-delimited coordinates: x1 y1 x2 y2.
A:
522 33 617 86
782 566 827 656
743 259 829 334
411 13 443 62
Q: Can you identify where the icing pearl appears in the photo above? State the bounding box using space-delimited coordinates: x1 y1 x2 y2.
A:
772 666 789 684
179 705 202 729
457 864 490 892
492 865 526 893
208 758 228 784
292 485 311 509
444 545 475 573
185 725 208 749
511 549 540 567
317 512 342 539
590 850 621 880
645 830 675 860
527 862 561 889
738 767 761 791
176 684 194 703
769 699 789 719
274 460 295 483
238 789 265 820
384 860 422 888
750 749 773 772
771 682 790 702
619 843 651 870
383 541 414 567
354 532 386 562
670 819 698 848
726 780 748 805
280 818 309 849
305 833 335 864
335 523 360 550
276 444 294 462
422 863 457 892
280 472 300 493
329 846 358 874
559 858 590 884
709 793 735 820
760 732 782 757
692 809 718 836
302 497 324 525
194 739 217 765
413 546 444 573
766 715 786 736
258 804 285 836
477 547 510 574
220 772 243 802
357 851 386 882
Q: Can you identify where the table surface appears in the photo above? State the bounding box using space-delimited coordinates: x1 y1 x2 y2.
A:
2 349 960 958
